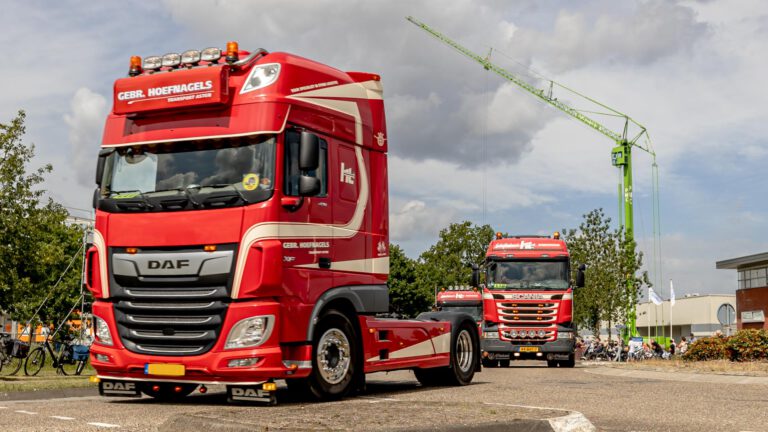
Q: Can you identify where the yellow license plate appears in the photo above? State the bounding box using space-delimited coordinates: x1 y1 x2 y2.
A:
145 363 185 376
519 347 540 353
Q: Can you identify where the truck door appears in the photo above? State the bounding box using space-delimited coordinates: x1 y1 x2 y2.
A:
332 141 370 282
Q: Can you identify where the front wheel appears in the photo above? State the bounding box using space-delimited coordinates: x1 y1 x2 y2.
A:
560 354 576 368
291 310 358 401
498 359 510 368
1 356 23 376
25 348 46 376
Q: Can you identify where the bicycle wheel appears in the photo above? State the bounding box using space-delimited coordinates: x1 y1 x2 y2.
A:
25 347 46 376
59 346 80 376
2 356 23 376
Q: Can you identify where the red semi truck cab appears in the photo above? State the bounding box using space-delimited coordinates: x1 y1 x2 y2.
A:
478 233 584 368
85 43 479 403
435 286 483 325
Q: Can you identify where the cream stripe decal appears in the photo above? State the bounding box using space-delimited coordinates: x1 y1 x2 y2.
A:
231 88 373 298
367 332 451 362
92 229 109 298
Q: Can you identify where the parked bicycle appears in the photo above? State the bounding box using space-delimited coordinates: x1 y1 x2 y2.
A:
24 333 88 376
0 333 27 376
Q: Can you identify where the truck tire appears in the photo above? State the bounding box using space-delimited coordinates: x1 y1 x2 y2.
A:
481 358 498 368
498 359 510 368
296 309 358 401
547 359 558 368
560 354 576 368
414 320 479 386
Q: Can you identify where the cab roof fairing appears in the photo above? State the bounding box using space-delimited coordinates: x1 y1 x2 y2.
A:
101 51 387 150
485 237 569 259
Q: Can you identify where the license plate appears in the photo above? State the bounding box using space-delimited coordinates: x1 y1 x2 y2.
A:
519 347 540 353
145 363 185 376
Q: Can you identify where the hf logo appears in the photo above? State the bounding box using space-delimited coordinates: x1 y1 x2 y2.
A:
374 132 386 147
340 162 356 185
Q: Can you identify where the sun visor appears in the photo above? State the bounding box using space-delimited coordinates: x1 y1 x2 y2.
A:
113 66 230 115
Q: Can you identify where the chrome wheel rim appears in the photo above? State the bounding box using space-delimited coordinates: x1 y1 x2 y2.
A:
456 329 473 373
317 328 351 385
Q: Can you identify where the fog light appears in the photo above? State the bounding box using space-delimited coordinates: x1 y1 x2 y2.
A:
510 330 518 338
199 385 208 394
228 357 260 368
538 330 547 338
514 352 521 357
95 354 110 362
89 376 101 383
536 352 543 357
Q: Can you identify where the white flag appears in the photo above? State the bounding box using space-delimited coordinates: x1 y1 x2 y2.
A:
649 288 663 305
670 280 676 307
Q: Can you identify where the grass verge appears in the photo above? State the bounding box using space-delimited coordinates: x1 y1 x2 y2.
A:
0 363 97 392
604 358 768 376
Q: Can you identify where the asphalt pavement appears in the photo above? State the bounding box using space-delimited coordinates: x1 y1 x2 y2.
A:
0 361 766 431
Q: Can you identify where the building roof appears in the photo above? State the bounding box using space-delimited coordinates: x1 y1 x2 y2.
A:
716 252 768 269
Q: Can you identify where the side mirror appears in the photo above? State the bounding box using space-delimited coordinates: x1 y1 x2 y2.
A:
470 264 480 288
299 132 319 171
92 188 101 209
298 175 321 197
576 264 586 288
95 148 114 186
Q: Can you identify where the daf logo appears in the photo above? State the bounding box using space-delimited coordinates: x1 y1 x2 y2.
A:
103 382 135 391
231 387 269 398
147 259 190 270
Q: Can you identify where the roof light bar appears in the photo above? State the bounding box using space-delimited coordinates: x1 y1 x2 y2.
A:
161 53 181 68
201 47 221 63
181 50 201 66
143 56 162 71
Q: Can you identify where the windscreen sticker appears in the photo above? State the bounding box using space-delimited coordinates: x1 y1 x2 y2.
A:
243 173 260 191
112 192 140 199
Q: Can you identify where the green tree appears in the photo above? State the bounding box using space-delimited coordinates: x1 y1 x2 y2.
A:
0 111 84 325
563 209 649 338
387 244 432 318
418 221 494 297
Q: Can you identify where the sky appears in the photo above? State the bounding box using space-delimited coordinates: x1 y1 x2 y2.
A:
2 0 767 299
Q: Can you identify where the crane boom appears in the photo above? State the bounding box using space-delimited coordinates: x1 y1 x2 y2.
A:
407 16 661 339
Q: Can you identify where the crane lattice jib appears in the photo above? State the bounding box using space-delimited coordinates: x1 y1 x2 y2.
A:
406 16 655 156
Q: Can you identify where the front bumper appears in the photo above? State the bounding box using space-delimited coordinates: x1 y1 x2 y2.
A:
482 335 575 361
91 300 311 384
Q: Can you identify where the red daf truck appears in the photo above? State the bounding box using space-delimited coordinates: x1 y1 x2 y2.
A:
85 42 480 404
473 233 584 368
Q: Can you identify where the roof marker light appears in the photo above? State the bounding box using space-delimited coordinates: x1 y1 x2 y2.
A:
226 41 239 63
161 53 181 68
496 232 503 239
129 56 142 77
201 47 222 63
143 56 162 71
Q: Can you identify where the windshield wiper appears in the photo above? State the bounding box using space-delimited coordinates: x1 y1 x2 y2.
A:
108 190 154 210
203 183 250 204
147 187 202 208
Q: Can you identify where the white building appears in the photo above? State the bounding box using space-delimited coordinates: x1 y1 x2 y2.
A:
635 294 737 341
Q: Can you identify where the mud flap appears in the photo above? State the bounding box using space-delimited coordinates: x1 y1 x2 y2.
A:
99 380 141 397
227 385 277 405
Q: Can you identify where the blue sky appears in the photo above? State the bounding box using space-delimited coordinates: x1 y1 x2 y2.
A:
2 0 767 299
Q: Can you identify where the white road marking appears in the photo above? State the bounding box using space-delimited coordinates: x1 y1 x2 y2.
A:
50 415 76 420
0 406 7 409
359 396 401 403
87 422 120 428
15 410 38 415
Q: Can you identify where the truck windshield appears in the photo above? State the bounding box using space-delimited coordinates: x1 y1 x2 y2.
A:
487 260 569 290
99 135 276 212
440 305 483 322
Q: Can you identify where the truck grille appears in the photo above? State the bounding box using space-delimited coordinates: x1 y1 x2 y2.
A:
497 301 559 342
109 246 236 357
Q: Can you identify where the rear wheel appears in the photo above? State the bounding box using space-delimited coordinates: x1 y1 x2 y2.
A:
560 354 576 368
59 346 80 376
498 359 510 368
24 348 46 376
415 321 478 386
291 310 358 401
547 359 558 368
481 358 497 368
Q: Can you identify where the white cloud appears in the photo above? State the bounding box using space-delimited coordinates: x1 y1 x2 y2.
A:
64 88 108 187
390 200 457 243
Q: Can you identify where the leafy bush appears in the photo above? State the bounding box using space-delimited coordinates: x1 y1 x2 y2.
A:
727 329 768 362
683 335 730 361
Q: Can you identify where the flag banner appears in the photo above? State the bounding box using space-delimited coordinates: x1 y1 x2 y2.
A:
670 280 676 307
649 288 663 305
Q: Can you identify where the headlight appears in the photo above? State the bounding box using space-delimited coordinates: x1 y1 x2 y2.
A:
240 63 281 94
93 315 113 346
225 315 274 349
483 331 499 339
510 330 518 338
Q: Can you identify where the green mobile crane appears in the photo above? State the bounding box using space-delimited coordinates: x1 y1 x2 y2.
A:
407 16 659 337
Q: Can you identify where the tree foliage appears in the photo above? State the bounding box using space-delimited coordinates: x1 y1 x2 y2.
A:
0 111 84 324
387 244 432 318
418 221 494 291
563 208 649 338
